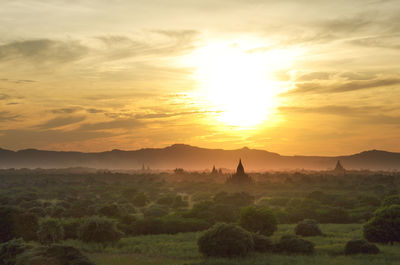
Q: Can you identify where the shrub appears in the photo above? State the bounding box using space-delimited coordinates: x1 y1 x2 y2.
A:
345 239 379 255
171 195 188 208
252 233 273 252
37 218 64 245
381 195 400 207
15 244 95 265
97 204 121 218
239 206 277 236
0 206 20 243
275 235 314 254
0 239 30 265
61 218 83 240
132 192 148 207
295 219 322 237
142 205 169 219
132 218 164 235
213 192 254 207
79 216 122 245
117 214 137 236
363 205 400 244
198 223 254 257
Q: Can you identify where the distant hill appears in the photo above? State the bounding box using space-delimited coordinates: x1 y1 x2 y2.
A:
1 144 400 171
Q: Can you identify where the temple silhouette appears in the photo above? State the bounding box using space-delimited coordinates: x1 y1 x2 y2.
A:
333 160 346 174
226 159 252 184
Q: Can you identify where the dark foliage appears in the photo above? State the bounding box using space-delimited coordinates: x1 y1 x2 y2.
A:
275 235 314 254
345 239 380 255
213 192 254 207
79 216 122 245
198 223 254 257
15 245 95 265
295 219 323 237
381 195 400 207
239 206 277 236
61 219 83 240
37 218 64 245
97 204 121 218
0 239 30 265
363 205 400 244
252 233 273 252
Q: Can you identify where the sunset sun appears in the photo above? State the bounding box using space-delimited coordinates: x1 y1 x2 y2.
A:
189 41 298 127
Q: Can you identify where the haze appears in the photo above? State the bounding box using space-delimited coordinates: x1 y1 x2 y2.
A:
1 0 400 156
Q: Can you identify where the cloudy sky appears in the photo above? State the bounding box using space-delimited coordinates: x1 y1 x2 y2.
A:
0 0 399 155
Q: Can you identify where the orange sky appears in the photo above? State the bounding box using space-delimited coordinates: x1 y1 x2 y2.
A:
1 0 400 155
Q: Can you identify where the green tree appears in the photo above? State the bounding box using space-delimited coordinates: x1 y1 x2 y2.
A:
37 218 64 245
198 223 253 257
363 205 400 245
239 206 277 236
79 216 122 245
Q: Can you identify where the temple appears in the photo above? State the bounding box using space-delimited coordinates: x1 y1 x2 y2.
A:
226 159 253 184
333 160 346 174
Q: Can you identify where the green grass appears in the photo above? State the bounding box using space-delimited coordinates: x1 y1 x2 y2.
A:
68 224 400 265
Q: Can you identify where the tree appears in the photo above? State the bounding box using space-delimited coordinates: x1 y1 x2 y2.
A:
198 223 253 257
37 218 64 245
381 194 400 207
239 206 277 236
295 219 322 237
132 192 148 207
79 216 122 245
363 205 400 245
345 239 379 255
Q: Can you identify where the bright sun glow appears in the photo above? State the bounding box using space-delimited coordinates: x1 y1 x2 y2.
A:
186 40 300 128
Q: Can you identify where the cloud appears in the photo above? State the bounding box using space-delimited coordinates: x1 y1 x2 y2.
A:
0 39 88 63
297 72 331 81
51 108 82 114
0 111 19 122
78 118 143 131
36 115 86 129
287 77 400 94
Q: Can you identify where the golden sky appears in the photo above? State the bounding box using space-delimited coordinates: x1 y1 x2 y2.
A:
1 0 400 155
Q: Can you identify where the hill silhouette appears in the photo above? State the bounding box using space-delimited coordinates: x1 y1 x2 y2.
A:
0 144 399 171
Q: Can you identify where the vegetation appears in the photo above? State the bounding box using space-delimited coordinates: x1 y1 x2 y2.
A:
1 168 400 264
363 205 400 245
198 223 254 257
344 239 380 255
295 219 323 237
239 206 277 236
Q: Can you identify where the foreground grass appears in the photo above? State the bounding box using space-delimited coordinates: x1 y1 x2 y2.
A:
64 224 400 265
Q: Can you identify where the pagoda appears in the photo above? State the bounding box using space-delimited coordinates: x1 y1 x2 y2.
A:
226 159 252 184
333 160 346 174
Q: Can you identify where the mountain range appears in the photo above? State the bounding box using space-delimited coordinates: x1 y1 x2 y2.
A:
1 144 400 171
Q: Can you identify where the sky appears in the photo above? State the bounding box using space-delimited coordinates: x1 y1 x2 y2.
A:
0 0 400 155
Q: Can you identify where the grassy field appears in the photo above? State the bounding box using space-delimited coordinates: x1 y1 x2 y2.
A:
64 224 400 265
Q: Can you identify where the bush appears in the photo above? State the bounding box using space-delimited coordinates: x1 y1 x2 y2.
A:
117 214 137 236
142 205 169 219
345 239 379 255
198 223 254 257
15 244 95 265
37 218 64 245
239 206 277 236
275 235 314 254
0 239 30 265
61 219 83 240
132 218 164 235
213 192 254 207
295 219 322 237
252 233 273 252
79 216 122 245
97 204 121 218
132 192 148 207
363 205 400 244
381 195 400 207
0 207 20 243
